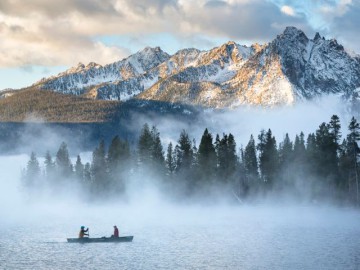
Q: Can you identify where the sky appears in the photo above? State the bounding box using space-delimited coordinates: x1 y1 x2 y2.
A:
0 0 359 90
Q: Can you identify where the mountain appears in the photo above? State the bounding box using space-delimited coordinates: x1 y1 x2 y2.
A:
24 26 359 108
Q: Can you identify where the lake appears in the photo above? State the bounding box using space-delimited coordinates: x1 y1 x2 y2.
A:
1 155 360 269
1 202 360 270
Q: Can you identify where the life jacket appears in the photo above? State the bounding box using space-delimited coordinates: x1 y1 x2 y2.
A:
114 227 119 237
79 229 87 238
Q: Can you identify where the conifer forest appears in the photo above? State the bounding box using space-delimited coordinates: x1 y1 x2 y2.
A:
22 115 360 206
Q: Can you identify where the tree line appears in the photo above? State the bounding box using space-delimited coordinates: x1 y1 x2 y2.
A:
0 88 119 122
22 115 360 205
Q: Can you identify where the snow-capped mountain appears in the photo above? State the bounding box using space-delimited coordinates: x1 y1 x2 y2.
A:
33 27 360 107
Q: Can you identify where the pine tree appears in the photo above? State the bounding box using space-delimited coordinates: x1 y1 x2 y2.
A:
257 129 278 189
338 139 351 196
197 128 216 186
315 122 338 190
55 142 72 178
151 126 165 174
166 142 176 176
175 130 194 192
44 151 55 182
75 155 84 182
138 123 153 168
293 132 306 161
227 133 237 181
329 115 342 146
84 162 91 184
24 152 41 190
344 117 360 204
91 139 108 195
107 135 131 193
243 134 259 191
216 134 228 181
176 130 193 173
215 133 238 186
292 132 307 195
278 133 294 190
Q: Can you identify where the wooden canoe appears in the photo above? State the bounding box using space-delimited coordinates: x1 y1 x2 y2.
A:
67 236 133 243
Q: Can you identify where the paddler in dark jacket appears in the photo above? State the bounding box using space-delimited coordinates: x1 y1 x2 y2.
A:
79 226 89 238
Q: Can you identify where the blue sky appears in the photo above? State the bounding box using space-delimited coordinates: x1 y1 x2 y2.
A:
0 0 359 90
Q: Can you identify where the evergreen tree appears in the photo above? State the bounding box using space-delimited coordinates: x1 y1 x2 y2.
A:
343 117 360 204
197 128 216 186
315 122 338 190
91 139 108 195
175 130 194 191
138 123 153 168
24 152 41 189
215 133 237 186
348 116 360 143
84 162 91 184
237 147 248 197
192 139 198 169
226 133 238 183
329 115 342 146
44 151 55 181
338 139 351 196
216 134 228 181
175 130 193 173
306 132 317 173
166 142 176 176
292 132 307 194
55 142 72 178
257 129 278 189
151 126 165 173
75 155 84 182
278 133 294 190
293 132 306 161
243 135 259 191
107 135 131 193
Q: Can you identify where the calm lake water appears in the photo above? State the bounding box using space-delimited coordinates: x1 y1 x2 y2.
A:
1 155 360 269
1 203 360 270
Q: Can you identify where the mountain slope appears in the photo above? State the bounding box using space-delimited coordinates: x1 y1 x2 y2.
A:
0 88 120 122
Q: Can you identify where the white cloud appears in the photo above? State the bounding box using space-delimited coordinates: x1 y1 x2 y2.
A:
1 0 359 69
281 5 296 16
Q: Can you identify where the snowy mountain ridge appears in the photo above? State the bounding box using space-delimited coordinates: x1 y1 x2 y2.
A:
33 27 360 108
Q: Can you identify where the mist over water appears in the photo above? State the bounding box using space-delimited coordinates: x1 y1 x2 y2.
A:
1 153 360 269
1 96 360 269
129 96 353 147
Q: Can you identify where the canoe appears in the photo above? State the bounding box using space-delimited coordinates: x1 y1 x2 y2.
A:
67 236 133 243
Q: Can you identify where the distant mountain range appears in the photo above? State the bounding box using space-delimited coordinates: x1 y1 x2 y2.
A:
1 26 360 122
33 26 360 106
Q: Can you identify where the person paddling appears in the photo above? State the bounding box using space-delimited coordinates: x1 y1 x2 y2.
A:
79 226 89 238
112 225 119 238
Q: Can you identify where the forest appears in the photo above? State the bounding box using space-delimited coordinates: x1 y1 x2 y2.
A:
22 115 360 206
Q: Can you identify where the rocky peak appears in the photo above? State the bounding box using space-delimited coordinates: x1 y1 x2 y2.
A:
86 62 102 69
313 32 321 42
329 38 344 51
136 46 169 59
62 62 86 75
279 26 309 45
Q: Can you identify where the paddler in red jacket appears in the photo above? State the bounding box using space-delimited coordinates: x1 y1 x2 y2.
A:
112 225 119 238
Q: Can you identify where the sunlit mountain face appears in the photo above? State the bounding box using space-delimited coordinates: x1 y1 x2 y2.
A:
22 26 359 108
